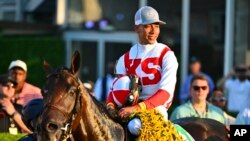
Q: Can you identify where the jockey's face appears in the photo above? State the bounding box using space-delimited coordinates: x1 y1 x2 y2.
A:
134 23 160 45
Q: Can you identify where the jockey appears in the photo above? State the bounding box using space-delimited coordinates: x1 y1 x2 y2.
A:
106 74 169 135
107 75 195 140
106 6 178 136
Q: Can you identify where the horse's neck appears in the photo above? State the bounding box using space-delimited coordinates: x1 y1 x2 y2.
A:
79 87 124 140
84 93 119 127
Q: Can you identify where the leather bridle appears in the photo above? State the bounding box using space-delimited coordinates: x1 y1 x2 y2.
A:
42 69 82 141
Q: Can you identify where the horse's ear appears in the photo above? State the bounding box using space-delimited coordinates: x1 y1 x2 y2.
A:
70 50 80 75
43 60 53 75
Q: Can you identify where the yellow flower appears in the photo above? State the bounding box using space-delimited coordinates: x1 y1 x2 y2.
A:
130 109 183 141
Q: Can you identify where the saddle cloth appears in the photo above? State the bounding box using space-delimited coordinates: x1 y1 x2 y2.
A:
174 124 195 141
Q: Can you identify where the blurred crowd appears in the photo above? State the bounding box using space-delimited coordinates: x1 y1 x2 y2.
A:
177 57 250 127
91 56 250 129
0 60 42 137
2 58 250 139
0 62 249 141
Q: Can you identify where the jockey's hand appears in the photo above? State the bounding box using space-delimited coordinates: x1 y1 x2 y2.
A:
118 105 140 119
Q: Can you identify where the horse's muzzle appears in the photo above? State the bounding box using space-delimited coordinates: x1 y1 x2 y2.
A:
36 117 65 141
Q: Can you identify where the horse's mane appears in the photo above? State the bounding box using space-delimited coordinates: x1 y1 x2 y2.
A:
76 76 124 140
89 93 117 121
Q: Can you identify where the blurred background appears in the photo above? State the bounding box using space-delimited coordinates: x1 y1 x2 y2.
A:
0 0 249 105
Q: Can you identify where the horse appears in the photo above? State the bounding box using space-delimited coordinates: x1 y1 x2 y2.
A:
36 50 230 141
36 51 125 141
173 117 230 141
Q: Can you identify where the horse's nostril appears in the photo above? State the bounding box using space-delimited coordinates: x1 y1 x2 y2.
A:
46 122 59 132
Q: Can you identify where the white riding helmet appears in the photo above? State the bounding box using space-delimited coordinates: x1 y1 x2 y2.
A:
111 75 139 108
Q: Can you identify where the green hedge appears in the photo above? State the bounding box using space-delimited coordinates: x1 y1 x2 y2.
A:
0 36 65 88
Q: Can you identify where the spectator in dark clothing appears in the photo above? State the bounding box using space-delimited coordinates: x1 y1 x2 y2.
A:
18 98 43 141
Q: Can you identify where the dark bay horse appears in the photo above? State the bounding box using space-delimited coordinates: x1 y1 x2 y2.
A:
36 50 229 141
36 51 124 141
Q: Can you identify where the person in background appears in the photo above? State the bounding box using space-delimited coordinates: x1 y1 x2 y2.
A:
179 57 215 104
170 74 226 125
222 64 250 114
94 62 115 102
106 6 178 135
236 66 250 124
235 103 250 125
0 74 31 134
209 87 235 126
8 60 43 106
0 60 43 134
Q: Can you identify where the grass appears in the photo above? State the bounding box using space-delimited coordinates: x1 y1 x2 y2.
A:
0 133 25 141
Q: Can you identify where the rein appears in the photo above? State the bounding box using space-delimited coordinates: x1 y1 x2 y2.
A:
43 69 82 141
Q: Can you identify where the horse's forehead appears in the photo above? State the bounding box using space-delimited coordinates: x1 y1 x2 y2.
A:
44 73 78 101
48 72 77 85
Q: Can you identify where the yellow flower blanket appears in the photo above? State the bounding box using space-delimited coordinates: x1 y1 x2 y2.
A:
131 109 183 141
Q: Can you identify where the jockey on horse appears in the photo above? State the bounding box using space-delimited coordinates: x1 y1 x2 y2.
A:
106 74 194 141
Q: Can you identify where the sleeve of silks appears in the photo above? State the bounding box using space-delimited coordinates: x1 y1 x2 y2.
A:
106 91 116 109
143 89 171 109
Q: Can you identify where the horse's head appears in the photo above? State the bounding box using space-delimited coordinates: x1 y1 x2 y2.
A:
37 51 82 141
